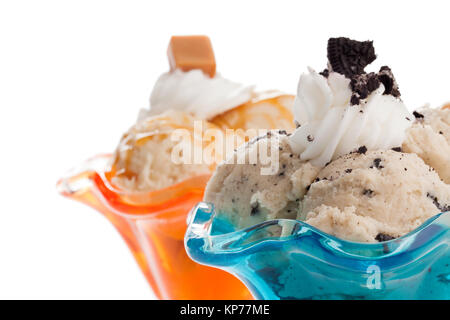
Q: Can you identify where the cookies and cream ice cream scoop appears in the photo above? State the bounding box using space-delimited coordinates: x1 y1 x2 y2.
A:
204 131 320 229
302 149 450 242
403 105 450 183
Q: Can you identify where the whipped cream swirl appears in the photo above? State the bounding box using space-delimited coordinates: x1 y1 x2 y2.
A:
147 69 256 120
289 68 413 167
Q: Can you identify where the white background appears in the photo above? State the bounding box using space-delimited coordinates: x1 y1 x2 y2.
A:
0 0 449 299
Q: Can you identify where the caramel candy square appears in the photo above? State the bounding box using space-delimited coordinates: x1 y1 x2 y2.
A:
167 35 216 77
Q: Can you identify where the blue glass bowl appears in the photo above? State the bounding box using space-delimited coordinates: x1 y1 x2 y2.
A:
185 203 450 300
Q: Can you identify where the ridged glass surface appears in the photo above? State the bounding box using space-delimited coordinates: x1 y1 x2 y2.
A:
185 202 450 300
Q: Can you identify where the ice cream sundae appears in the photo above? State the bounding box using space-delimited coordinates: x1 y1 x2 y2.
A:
204 37 450 243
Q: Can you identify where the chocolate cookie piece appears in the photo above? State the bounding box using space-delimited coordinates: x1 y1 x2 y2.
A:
378 66 401 97
350 72 381 105
357 146 368 154
413 111 425 119
326 38 402 104
350 95 360 106
327 37 376 78
427 193 450 212
375 233 395 242
372 158 383 169
319 69 330 78
250 202 260 216
349 67 402 104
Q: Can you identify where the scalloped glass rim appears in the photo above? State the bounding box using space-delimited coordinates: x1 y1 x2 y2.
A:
57 154 211 217
186 202 450 260
57 155 255 300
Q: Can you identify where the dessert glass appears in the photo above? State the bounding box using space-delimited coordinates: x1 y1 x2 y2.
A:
57 155 252 300
185 202 450 300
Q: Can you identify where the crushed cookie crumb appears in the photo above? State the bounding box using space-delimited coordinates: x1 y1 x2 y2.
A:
373 158 384 169
375 233 395 242
250 203 260 216
413 111 424 119
427 193 450 212
350 72 380 102
350 94 360 106
319 69 329 78
378 66 401 97
357 146 368 154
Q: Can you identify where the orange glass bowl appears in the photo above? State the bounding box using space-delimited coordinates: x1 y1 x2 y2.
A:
57 154 252 300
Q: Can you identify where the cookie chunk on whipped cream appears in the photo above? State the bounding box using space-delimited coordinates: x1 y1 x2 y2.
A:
289 38 413 167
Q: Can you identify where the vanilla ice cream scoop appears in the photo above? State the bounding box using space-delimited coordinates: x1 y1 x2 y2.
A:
111 110 219 192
